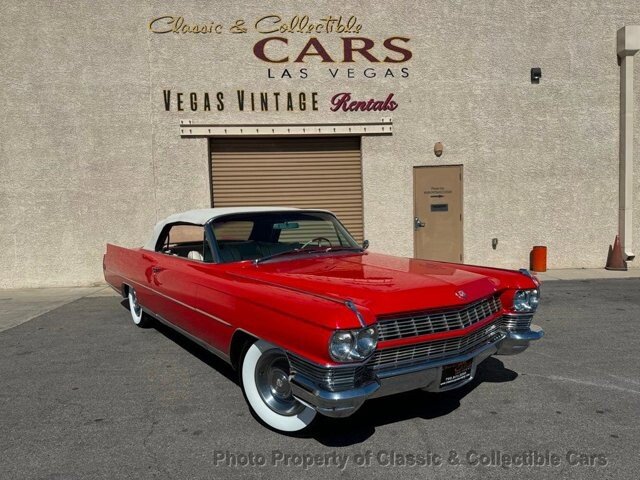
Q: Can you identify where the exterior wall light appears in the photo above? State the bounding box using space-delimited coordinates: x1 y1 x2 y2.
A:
434 142 444 157
531 67 542 84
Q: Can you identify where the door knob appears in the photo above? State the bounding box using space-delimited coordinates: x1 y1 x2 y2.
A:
414 217 426 230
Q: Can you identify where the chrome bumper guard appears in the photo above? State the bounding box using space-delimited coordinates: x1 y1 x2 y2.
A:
289 324 543 418
496 324 544 355
289 374 381 418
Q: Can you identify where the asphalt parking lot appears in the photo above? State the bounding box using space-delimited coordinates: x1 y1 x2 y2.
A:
1 279 639 479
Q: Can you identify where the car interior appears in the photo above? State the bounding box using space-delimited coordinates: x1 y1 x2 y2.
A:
156 212 354 264
160 236 307 263
217 240 297 262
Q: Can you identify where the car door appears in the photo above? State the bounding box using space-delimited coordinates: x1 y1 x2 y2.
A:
135 250 167 316
149 224 210 334
190 266 235 356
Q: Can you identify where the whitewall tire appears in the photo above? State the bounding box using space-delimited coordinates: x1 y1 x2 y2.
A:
241 340 316 433
127 287 152 328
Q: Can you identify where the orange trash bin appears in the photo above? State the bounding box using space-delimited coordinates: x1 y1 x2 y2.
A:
530 246 547 272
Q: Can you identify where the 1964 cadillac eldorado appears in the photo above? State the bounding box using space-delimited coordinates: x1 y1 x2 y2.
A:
104 207 543 432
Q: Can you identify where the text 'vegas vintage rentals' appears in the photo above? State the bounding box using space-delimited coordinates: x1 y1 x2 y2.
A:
104 207 543 432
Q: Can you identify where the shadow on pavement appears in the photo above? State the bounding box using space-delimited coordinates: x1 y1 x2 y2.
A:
120 298 238 384
311 356 518 446
120 299 518 446
152 319 238 384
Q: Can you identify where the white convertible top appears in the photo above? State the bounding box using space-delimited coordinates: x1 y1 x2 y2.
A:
143 206 304 250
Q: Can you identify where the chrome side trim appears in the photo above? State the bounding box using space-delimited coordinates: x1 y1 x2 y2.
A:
518 268 541 287
345 300 367 328
121 277 232 327
142 306 231 363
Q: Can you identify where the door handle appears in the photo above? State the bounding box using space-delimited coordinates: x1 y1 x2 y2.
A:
414 217 426 230
151 266 165 274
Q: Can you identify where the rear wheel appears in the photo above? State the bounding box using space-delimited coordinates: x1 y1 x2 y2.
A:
127 287 152 328
240 340 316 433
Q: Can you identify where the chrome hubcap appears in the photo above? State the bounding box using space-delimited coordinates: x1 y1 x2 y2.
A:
270 369 291 399
255 351 303 416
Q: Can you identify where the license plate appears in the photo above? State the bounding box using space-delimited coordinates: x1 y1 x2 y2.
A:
440 359 473 387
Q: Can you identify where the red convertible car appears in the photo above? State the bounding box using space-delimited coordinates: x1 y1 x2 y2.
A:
104 207 543 432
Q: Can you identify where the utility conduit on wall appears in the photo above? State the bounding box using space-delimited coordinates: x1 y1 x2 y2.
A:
617 26 640 261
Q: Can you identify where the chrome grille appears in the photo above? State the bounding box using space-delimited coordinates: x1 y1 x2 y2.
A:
377 295 503 341
287 354 369 392
501 314 533 332
371 317 506 371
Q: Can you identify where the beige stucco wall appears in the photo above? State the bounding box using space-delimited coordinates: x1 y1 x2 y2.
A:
1 0 639 288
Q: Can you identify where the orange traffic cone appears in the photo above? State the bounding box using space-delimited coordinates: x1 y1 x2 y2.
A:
605 235 627 271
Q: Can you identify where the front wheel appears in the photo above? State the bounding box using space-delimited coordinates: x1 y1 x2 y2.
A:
240 340 316 433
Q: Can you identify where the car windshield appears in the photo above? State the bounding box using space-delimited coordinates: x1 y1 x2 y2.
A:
210 211 361 263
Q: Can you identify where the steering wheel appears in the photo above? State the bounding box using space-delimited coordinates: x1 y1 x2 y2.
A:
312 237 333 247
300 237 333 249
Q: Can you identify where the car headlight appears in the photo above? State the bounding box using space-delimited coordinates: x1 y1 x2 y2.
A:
329 326 378 362
512 289 540 312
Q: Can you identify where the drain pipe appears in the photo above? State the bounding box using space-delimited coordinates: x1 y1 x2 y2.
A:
617 26 640 261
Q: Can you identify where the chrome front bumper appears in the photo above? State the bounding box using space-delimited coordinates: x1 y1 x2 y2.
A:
289 325 543 418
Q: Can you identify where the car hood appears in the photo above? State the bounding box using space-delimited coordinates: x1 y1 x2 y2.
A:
228 252 517 316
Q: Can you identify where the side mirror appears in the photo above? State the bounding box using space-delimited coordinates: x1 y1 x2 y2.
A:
362 239 369 250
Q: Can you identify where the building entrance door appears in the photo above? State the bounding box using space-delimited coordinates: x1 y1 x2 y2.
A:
413 165 463 262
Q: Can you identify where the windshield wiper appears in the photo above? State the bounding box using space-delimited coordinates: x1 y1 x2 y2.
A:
254 247 321 265
254 246 364 265
323 246 364 253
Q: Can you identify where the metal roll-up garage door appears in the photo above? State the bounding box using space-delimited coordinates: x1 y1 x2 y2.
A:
209 137 364 242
